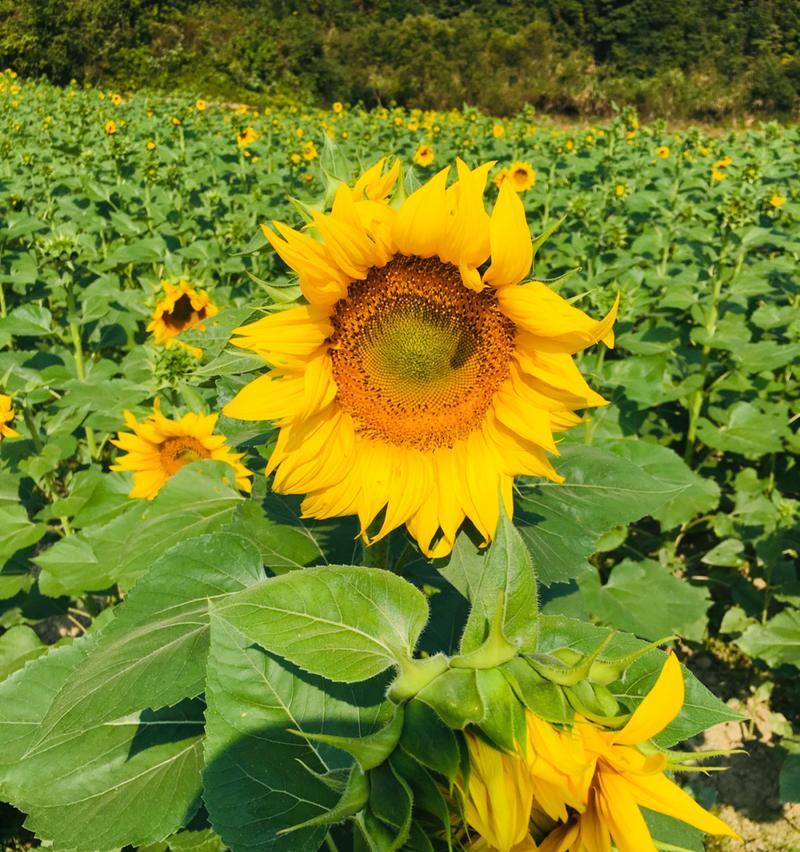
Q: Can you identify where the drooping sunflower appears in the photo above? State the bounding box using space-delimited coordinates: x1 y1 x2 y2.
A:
147 280 218 357
0 394 20 440
111 401 252 499
224 159 617 557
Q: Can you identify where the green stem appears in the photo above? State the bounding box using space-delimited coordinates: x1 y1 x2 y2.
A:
0 281 6 318
66 284 98 459
360 533 392 570
324 833 339 852
23 406 43 452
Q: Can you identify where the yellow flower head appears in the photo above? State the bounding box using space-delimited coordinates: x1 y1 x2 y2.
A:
237 126 259 148
711 168 728 182
655 145 670 158
170 115 181 126
147 280 219 357
223 158 616 557
111 402 252 499
770 193 786 208
196 99 207 111
332 101 344 114
303 141 318 161
146 140 156 151
493 168 509 189
290 152 302 165
614 183 626 198
492 124 506 138
564 140 574 152
104 119 117 136
506 161 536 192
414 144 435 167
0 394 20 440
542 654 739 852
111 93 122 106
715 155 733 169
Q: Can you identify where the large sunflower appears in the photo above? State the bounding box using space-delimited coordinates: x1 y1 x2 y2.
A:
224 159 617 557
111 401 252 499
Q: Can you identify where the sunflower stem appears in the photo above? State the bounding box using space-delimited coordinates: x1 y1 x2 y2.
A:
361 533 392 571
65 283 98 460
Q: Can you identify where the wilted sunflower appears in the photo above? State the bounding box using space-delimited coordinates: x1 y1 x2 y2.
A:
224 159 617 557
147 280 218 357
111 401 252 499
0 394 20 439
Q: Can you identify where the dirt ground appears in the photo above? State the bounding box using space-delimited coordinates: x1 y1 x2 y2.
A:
686 643 800 852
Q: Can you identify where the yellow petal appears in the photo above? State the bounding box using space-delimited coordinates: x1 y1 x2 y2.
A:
483 181 532 287
222 372 304 422
615 653 683 746
392 166 451 257
596 772 658 852
231 304 332 369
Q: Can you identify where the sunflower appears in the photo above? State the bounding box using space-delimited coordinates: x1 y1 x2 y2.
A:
414 144 435 167
224 159 617 557
104 120 117 135
0 394 20 439
147 280 218 357
236 126 259 147
770 193 786 208
111 401 252 499
506 161 536 192
655 145 670 158
540 655 738 852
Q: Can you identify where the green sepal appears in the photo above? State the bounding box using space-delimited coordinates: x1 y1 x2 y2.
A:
356 763 413 852
563 681 630 728
416 667 484 730
244 269 300 304
390 748 451 842
475 667 526 754
287 195 320 223
531 215 566 263
588 636 677 685
277 764 368 835
528 631 615 686
389 653 449 702
500 657 573 725
288 706 404 771
406 822 436 852
354 809 397 852
400 699 461 783
450 592 518 670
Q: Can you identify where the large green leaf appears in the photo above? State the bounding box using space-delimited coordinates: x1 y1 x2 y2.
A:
578 559 711 642
36 532 263 738
0 503 46 568
0 640 204 850
516 444 690 585
34 461 246 595
216 565 429 682
203 614 393 851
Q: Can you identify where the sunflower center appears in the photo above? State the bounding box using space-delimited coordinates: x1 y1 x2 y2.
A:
164 293 204 332
329 255 516 450
159 436 211 474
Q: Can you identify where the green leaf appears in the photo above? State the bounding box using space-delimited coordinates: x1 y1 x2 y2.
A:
578 559 711 642
441 510 538 654
203 614 392 851
0 640 204 850
702 538 745 568
779 748 800 804
216 565 429 682
608 440 720 529
695 401 788 459
644 809 704 852
37 533 263 738
0 625 46 680
35 461 246 595
0 504 46 569
736 609 800 668
516 444 689 585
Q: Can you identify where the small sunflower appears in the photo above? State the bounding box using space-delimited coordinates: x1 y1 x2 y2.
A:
236 126 259 147
195 99 207 111
0 394 20 439
104 120 117 135
414 144 435 167
111 402 252 499
770 193 786 208
655 145 670 158
224 159 617 557
332 101 344 114
506 161 536 192
147 280 218 357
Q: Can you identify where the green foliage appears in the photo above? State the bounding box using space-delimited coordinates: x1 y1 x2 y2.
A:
0 76 797 849
2 1 800 118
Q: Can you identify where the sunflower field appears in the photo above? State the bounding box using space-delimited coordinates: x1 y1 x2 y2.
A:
0 71 798 852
